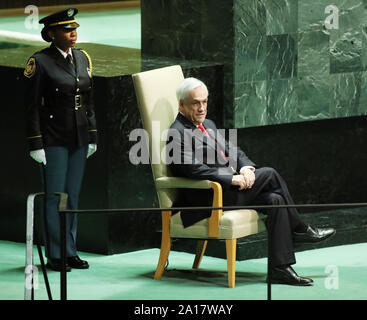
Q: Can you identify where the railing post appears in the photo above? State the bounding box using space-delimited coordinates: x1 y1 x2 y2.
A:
267 231 272 300
56 192 69 301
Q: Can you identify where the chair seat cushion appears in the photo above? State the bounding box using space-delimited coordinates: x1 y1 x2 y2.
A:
170 209 266 239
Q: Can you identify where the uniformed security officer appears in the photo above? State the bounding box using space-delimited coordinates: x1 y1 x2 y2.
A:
24 8 97 271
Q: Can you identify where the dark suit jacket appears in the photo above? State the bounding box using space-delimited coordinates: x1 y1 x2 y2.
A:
24 44 97 151
167 113 255 227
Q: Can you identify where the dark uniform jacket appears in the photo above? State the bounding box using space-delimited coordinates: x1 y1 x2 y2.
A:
24 44 97 151
167 113 255 227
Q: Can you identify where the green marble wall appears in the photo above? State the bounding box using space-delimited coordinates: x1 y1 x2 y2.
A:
142 0 367 128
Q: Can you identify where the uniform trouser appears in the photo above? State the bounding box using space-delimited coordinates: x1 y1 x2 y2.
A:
223 167 308 267
41 145 88 259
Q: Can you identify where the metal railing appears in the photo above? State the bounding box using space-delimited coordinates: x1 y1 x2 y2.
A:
25 192 367 300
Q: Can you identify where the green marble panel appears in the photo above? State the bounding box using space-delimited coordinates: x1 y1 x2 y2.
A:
235 35 267 82
330 29 366 73
235 76 333 127
266 34 297 80
296 76 331 121
265 0 298 35
362 26 367 69
298 31 330 77
298 0 330 33
266 78 298 124
299 0 367 36
234 0 267 37
333 0 367 30
234 81 267 128
330 71 367 117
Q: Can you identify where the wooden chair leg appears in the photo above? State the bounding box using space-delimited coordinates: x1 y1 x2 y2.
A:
192 240 208 269
154 211 171 280
225 239 236 288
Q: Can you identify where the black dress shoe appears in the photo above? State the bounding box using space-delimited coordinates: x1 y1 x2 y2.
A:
293 225 336 243
67 256 89 269
268 265 313 286
46 259 71 272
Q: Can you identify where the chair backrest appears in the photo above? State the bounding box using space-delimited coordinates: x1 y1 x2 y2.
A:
132 65 185 208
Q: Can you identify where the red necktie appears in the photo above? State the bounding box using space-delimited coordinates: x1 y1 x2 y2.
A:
197 124 227 162
198 124 209 136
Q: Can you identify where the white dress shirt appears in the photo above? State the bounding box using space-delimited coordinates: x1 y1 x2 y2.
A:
55 46 73 63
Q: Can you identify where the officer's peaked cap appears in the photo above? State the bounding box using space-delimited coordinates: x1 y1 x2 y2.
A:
39 8 79 42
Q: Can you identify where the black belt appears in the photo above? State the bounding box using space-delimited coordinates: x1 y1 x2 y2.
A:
45 93 86 110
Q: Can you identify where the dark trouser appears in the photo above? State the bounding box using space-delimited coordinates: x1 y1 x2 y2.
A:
223 167 307 267
41 145 88 259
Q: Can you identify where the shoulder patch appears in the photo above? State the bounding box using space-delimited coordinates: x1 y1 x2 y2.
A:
24 57 36 78
79 49 93 77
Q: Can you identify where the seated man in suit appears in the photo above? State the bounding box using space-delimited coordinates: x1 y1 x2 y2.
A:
167 77 336 286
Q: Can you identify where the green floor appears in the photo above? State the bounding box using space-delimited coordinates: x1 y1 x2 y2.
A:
0 8 141 49
1 240 367 300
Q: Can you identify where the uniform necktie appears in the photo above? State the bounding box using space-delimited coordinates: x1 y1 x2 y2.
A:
197 124 227 162
66 54 73 64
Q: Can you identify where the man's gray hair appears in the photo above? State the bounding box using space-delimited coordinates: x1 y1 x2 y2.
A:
176 77 208 103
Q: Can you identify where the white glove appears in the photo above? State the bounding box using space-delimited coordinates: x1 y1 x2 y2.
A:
30 149 46 165
87 144 97 158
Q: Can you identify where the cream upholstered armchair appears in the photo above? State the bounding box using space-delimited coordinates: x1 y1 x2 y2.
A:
132 65 266 288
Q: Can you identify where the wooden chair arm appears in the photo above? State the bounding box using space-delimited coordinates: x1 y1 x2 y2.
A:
156 177 223 238
208 181 223 238
155 177 212 189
